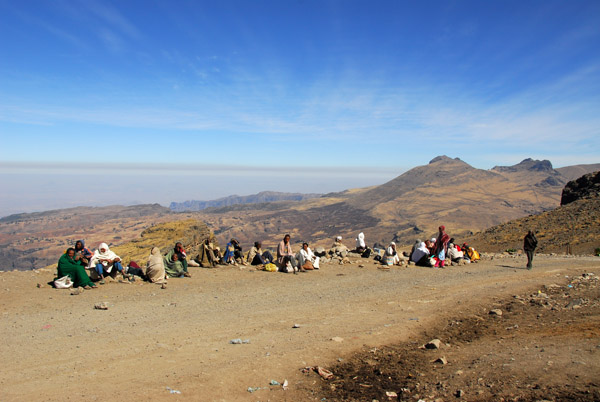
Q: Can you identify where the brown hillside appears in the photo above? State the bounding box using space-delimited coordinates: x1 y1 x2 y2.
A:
111 218 215 266
556 163 600 181
463 195 600 254
0 204 191 271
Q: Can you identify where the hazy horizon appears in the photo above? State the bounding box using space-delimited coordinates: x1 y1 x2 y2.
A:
2 155 599 218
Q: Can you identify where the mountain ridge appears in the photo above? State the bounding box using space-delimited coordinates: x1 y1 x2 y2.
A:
169 191 321 212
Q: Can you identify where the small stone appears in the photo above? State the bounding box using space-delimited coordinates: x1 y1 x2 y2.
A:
293 323 301 328
489 309 503 316
425 339 441 349
36 283 43 288
455 389 464 397
434 356 447 365
332 337 344 342
71 287 83 296
94 302 109 310
385 391 398 398
455 370 463 375
566 299 583 308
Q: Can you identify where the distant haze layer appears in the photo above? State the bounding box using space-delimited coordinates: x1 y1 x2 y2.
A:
0 165 400 217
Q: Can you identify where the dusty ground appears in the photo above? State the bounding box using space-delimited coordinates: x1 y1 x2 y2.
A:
1 255 599 401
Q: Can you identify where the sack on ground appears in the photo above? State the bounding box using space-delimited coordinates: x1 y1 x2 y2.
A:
264 263 277 272
54 275 73 289
302 261 314 270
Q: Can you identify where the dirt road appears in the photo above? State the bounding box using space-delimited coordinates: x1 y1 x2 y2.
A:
1 255 598 401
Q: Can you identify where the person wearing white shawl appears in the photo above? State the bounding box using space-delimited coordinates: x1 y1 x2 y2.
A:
297 242 320 270
383 242 400 266
146 246 166 286
447 243 464 262
355 232 366 252
88 242 125 284
411 242 433 267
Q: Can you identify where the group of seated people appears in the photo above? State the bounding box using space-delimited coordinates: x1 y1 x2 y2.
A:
55 240 197 289
407 226 480 268
56 226 482 288
55 234 327 288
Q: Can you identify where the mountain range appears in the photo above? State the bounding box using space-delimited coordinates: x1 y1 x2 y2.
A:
169 191 321 212
192 156 600 249
1 157 599 270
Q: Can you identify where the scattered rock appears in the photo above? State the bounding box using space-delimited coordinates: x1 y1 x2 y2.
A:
566 299 583 309
166 387 181 394
316 366 334 380
293 323 301 328
434 357 448 365
94 302 109 310
425 339 442 349
71 287 84 296
332 336 344 342
489 309 503 316
455 389 464 397
229 339 250 344
385 391 398 398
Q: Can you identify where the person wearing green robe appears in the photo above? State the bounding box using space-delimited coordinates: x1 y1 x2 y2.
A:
164 251 186 278
56 248 97 289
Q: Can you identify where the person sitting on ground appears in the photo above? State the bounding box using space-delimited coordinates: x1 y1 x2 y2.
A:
411 241 433 267
427 238 436 254
355 232 366 253
124 260 145 280
277 234 299 273
89 242 126 284
224 238 247 266
462 243 481 262
448 238 461 252
146 246 166 286
383 242 406 266
433 226 450 268
447 243 464 263
297 242 320 270
247 241 274 266
355 232 372 257
164 251 187 278
409 239 422 261
195 238 222 267
73 240 93 266
329 236 349 258
57 248 97 289
165 242 191 277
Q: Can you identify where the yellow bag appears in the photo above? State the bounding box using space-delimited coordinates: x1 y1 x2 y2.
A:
264 263 277 272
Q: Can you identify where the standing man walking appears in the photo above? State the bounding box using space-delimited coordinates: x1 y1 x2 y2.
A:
523 230 538 270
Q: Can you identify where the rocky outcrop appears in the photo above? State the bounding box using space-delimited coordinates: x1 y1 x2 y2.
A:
113 218 216 265
560 171 600 206
492 158 555 173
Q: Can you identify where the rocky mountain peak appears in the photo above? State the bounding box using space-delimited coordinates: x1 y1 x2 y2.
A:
492 158 554 173
429 155 464 164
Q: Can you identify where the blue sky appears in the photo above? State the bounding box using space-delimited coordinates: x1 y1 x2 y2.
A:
0 0 599 216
